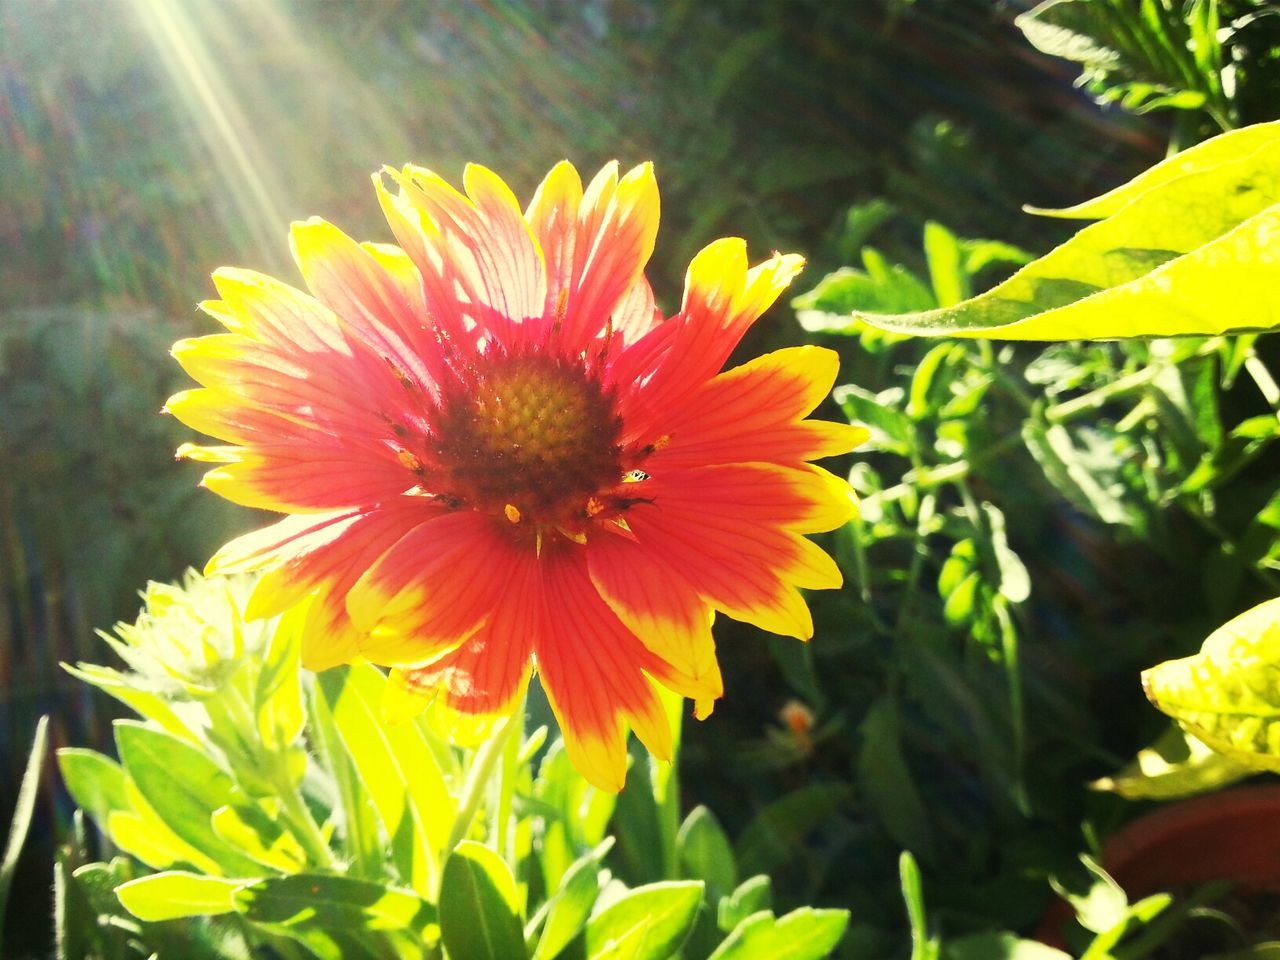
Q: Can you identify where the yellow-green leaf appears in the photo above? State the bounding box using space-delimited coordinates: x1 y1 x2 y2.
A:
254 602 306 753
855 123 1280 341
1142 597 1280 771
60 663 195 743
1027 120 1280 219
316 664 453 894
116 871 246 921
1089 723 1254 800
211 802 308 872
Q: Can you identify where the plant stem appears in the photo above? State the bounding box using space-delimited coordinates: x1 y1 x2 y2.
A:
448 714 518 854
494 688 528 869
1044 364 1165 423
1244 352 1280 412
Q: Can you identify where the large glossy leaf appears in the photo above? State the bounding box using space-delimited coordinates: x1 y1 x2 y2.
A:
854 123 1280 341
316 664 453 893
707 907 849 960
1028 122 1280 220
584 881 704 960
1143 597 1280 770
439 841 526 960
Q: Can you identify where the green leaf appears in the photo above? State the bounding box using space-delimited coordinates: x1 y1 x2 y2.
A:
1090 723 1254 799
982 503 1030 604
1056 855 1128 935
942 572 981 627
440 841 527 960
1015 0 1227 124
317 663 453 893
943 931 1072 960
61 661 195 741
923 221 969 307
900 852 940 960
858 698 937 862
531 843 607 960
707 907 849 960
234 873 437 959
855 124 1280 340
58 749 129 828
116 871 245 921
254 602 306 753
1028 122 1280 221
1143 597 1280 771
584 880 704 960
834 385 914 457
717 876 772 934
1022 421 1139 527
677 806 737 906
211 802 308 872
907 344 963 420
114 721 263 876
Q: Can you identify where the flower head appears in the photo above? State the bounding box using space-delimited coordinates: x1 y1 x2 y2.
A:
168 160 866 790
86 570 271 697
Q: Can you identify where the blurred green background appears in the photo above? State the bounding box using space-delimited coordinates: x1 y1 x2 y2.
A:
2 0 1164 955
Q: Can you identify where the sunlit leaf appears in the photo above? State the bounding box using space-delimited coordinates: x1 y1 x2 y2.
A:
943 931 1072 960
440 841 526 960
254 601 306 754
316 664 453 893
717 876 772 934
114 722 262 876
855 125 1280 341
61 662 194 742
211 802 308 872
923 221 968 307
1090 723 1254 799
584 881 703 960
1143 597 1280 770
233 873 437 960
530 842 608 960
57 749 129 832
707 907 849 960
116 871 245 921
983 504 1031 604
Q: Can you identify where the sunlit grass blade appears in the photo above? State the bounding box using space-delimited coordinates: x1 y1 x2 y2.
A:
0 715 49 958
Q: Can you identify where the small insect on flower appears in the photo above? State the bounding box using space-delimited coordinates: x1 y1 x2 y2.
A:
167 160 867 790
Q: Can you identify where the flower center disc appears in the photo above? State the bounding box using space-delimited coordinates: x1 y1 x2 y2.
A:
431 353 623 525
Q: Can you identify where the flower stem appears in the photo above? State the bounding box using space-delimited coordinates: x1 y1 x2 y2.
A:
447 713 520 855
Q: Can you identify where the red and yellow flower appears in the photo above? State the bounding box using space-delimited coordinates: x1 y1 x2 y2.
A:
168 160 865 790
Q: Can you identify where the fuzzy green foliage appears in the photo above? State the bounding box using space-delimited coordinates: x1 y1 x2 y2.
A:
51 571 848 960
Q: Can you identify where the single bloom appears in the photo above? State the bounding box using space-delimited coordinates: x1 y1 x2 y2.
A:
168 160 866 790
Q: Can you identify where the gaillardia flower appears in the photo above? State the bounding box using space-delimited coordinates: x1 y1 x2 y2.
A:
168 161 865 790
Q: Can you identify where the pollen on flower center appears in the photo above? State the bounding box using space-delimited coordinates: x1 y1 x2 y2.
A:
425 351 625 527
